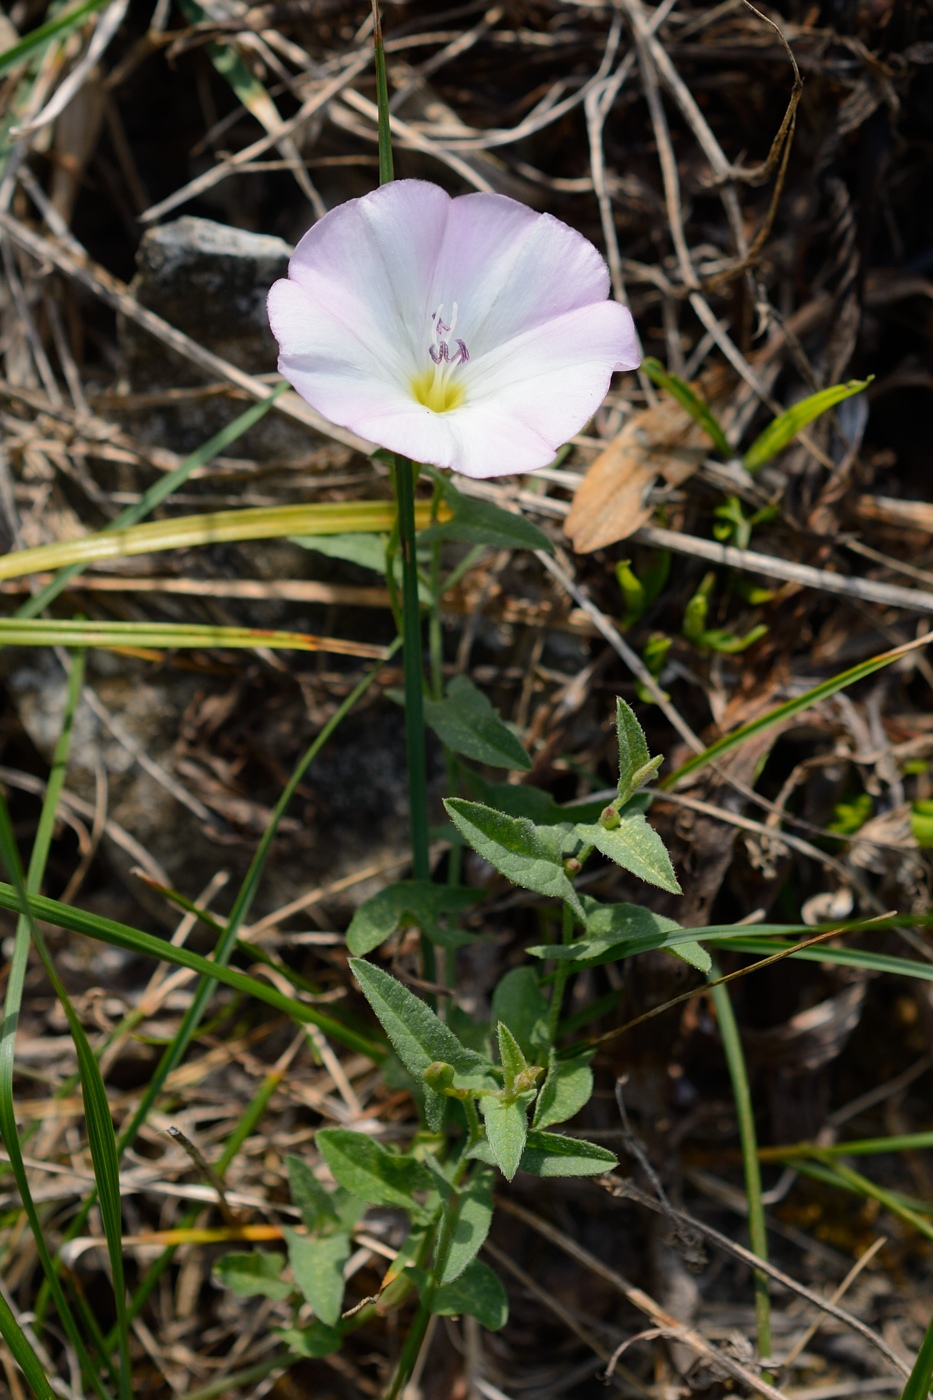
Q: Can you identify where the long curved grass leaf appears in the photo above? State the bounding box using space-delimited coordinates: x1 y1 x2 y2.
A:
0 655 111 1399
0 0 105 74
19 387 287 621
0 771 129 1396
0 879 385 1057
742 377 872 472
642 357 731 457
705 935 933 983
0 1289 57 1400
709 963 770 1359
662 631 933 789
47 647 395 1318
900 1309 933 1400
0 501 445 582
0 618 387 659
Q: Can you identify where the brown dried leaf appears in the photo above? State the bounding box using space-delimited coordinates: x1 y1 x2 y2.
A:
564 398 711 553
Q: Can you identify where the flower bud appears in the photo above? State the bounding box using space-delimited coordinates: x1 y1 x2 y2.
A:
599 805 621 830
423 1061 455 1091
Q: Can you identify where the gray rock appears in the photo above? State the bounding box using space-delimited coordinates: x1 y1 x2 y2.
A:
116 216 323 462
121 217 291 387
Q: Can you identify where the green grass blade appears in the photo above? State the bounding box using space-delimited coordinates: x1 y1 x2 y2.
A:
0 1289 58 1400
662 632 933 789
0 618 386 658
705 935 933 983
0 880 384 1052
742 377 873 473
110 641 399 1162
0 500 441 582
642 357 731 457
372 1 394 185
709 963 770 1362
0 0 105 74
18 387 287 620
900 1309 933 1400
0 806 119 1394
0 655 112 1399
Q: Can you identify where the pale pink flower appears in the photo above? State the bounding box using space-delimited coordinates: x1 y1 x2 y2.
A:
267 179 640 480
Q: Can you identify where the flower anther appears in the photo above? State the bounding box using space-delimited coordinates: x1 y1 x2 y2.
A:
267 180 640 479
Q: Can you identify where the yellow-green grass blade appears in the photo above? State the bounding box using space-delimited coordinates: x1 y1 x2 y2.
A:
787 1156 933 1244
900 1308 933 1400
761 1129 933 1161
0 0 105 74
0 781 131 1397
709 964 770 1360
743 377 873 473
0 618 388 659
111 641 398 1166
0 1289 57 1400
0 879 385 1059
642 357 731 457
662 631 933 789
703 933 933 984
0 655 112 1398
0 501 446 582
19 386 288 621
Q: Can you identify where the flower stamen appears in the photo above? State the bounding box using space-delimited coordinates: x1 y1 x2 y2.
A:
414 303 470 412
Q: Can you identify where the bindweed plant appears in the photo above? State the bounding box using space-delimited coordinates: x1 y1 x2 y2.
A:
212 694 702 1395
4 3 929 1398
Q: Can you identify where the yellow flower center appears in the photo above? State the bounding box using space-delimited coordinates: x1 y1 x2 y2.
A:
410 369 465 414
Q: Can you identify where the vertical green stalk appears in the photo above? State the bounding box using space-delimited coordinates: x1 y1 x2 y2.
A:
547 902 576 1041
709 961 771 1363
371 0 394 186
371 2 434 969
384 1202 456 1400
393 458 434 975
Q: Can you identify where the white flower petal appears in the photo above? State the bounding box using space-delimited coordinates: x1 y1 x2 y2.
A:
426 191 612 357
286 180 451 365
267 180 642 479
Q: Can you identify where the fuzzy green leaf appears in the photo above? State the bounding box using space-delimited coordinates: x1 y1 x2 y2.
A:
347 881 479 955
533 1051 594 1130
441 1169 495 1285
425 676 531 770
284 1229 350 1327
444 799 585 922
213 1252 292 1300
527 898 684 968
491 967 549 1059
496 1022 528 1096
431 1258 509 1330
583 813 681 893
479 1093 532 1182
349 960 493 1129
285 1155 340 1233
516 1131 618 1177
316 1129 433 1212
422 488 553 554
615 698 663 804
279 1321 343 1359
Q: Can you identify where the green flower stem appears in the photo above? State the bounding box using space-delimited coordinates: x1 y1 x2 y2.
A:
391 455 435 981
384 1201 456 1400
709 962 771 1364
547 902 576 1041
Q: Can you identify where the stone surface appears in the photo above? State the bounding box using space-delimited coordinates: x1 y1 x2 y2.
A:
121 216 291 386
116 216 322 461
